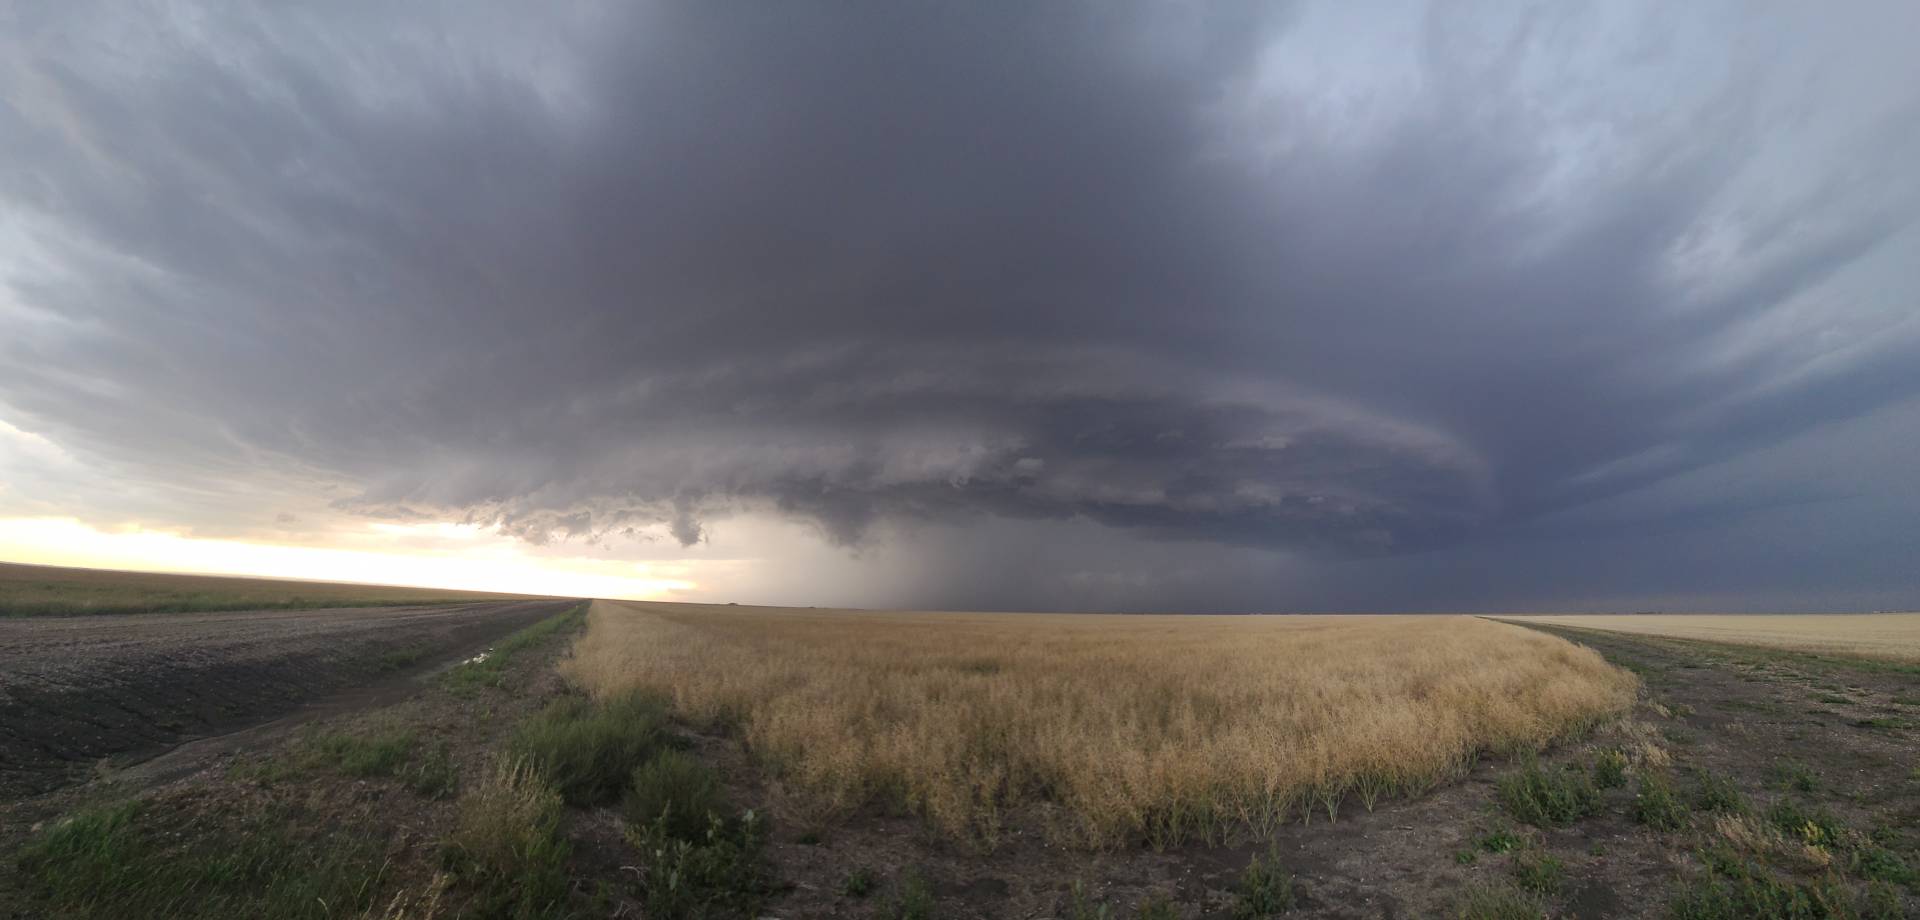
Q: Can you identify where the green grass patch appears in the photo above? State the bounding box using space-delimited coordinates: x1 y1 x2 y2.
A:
1498 761 1600 827
510 690 670 806
1848 846 1915 888
374 645 428 672
1450 882 1545 920
1634 772 1689 831
1136 891 1179 920
1230 846 1298 918
882 868 936 920
1692 769 1747 814
629 810 779 918
442 604 585 693
306 728 416 777
1593 750 1629 789
1067 881 1112 920
15 799 393 918
1766 800 1845 848
840 866 878 898
1769 760 1820 794
624 748 726 843
1671 847 1896 919
1510 851 1562 896
442 757 572 918
405 740 460 799
1479 828 1525 853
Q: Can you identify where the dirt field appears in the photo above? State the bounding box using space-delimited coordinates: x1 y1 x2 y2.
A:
0 561 534 616
0 598 574 797
1496 613 1920 663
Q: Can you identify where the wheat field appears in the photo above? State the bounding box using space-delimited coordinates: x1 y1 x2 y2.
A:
1496 613 1920 663
562 601 1636 847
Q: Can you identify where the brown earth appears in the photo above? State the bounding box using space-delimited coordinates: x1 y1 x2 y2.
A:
0 599 575 798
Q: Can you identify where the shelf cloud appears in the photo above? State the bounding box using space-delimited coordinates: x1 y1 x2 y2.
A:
3 1 1918 610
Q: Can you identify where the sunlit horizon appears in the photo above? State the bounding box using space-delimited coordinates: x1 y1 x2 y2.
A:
0 517 697 601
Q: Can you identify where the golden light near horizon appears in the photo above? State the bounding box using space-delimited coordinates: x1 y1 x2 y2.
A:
0 516 697 600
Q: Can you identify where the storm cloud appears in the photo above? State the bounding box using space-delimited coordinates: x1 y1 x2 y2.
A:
2 1 1918 610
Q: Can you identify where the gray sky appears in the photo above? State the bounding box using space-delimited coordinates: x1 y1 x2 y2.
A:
2 1 1917 611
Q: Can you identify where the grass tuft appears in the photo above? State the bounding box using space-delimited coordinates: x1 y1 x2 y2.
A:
1769 760 1819 794
1634 772 1689 831
840 866 878 898
623 748 726 843
1068 881 1113 920
1692 769 1747 814
1510 851 1563 896
1451 882 1546 920
1498 761 1600 827
441 756 572 918
1230 847 1298 918
1765 800 1845 848
1593 749 1629 789
882 867 936 920
509 690 669 805
405 740 460 799
1479 828 1525 853
1136 891 1180 919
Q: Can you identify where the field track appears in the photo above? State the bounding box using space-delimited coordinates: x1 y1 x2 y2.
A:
0 598 574 797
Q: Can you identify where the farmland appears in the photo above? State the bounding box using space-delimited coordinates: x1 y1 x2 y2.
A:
4 597 1917 918
0 561 533 616
563 602 1638 847
1496 613 1920 664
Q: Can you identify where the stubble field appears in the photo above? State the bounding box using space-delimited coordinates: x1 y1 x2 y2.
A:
1495 613 1920 663
0 561 533 616
562 602 1639 847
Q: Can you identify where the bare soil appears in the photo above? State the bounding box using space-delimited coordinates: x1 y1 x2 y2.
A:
0 599 574 798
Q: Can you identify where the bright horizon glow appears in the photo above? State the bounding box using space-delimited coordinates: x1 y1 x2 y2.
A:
0 516 697 600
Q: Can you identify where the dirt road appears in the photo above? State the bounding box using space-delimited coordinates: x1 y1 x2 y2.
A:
0 599 575 798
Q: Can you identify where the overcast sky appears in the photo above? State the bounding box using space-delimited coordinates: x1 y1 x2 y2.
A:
2 1 1917 611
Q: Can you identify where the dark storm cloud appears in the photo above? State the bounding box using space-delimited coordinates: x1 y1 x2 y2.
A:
2 1 1918 607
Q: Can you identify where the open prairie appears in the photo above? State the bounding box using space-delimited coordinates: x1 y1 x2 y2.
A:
0 561 534 616
1496 613 1920 663
7 597 1918 919
562 602 1639 847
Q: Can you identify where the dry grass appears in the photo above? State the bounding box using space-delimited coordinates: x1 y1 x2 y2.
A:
0 561 535 616
562 601 1637 848
1496 613 1920 663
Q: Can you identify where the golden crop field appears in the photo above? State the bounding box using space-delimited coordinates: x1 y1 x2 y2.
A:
563 601 1637 848
1496 613 1920 663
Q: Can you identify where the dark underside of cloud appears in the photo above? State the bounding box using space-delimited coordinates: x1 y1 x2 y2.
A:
2 2 1918 609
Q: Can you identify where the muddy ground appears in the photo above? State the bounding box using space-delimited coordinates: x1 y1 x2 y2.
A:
0 598 574 798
